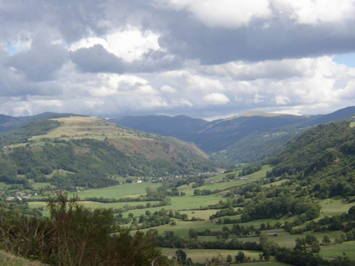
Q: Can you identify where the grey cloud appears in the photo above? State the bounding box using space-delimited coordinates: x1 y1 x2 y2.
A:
6 34 69 81
70 45 182 73
159 15 355 64
0 49 62 97
70 45 127 73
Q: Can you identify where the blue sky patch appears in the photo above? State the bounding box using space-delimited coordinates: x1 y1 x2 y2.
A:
5 44 17 55
333 53 355 68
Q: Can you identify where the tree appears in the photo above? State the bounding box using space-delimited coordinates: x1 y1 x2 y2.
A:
255 228 261 236
235 251 245 263
227 255 232 263
145 186 157 196
176 249 187 265
311 241 321 253
189 228 198 240
322 235 331 246
284 221 293 232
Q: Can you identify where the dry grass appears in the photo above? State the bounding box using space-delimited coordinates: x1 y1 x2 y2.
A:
0 250 46 266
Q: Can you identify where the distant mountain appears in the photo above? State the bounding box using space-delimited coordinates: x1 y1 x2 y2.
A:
111 115 209 140
0 114 22 132
306 106 355 126
111 106 355 164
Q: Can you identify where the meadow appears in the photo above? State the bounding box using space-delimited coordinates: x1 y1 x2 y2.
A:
161 248 261 264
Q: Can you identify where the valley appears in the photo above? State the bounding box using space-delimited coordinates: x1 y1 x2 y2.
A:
1 109 355 265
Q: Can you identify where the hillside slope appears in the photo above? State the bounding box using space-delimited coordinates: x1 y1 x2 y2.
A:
268 121 355 198
0 116 215 189
111 107 355 164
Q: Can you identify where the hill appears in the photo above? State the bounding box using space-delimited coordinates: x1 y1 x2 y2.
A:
0 116 215 190
306 106 355 126
0 112 82 133
111 107 355 164
0 114 22 133
268 121 355 198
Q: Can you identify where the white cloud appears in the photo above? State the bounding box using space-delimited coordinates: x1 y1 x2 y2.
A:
69 27 161 62
275 95 290 105
271 0 355 25
203 93 230 105
162 0 272 28
162 0 355 28
160 85 177 93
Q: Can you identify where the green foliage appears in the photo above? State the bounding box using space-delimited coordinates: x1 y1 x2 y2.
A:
268 122 355 178
0 194 169 265
0 120 61 147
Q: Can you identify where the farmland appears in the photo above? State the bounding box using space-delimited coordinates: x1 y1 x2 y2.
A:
25 164 355 265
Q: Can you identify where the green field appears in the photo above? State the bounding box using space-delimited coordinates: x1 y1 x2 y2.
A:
318 197 355 217
262 180 287 188
0 182 9 190
68 183 161 199
31 183 55 190
5 164 355 264
136 220 223 238
320 241 355 259
161 248 261 263
241 230 342 249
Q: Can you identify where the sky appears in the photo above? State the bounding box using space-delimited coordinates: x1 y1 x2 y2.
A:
1 0 355 120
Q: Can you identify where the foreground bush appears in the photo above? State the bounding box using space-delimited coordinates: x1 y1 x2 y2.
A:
0 195 169 266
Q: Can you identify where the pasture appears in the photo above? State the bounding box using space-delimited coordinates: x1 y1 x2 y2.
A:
68 182 161 199
29 116 151 143
161 248 261 264
320 241 355 259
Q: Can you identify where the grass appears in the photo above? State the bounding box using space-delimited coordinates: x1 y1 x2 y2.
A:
350 122 355 128
29 116 151 143
242 230 342 249
161 248 261 263
318 197 355 218
179 209 218 220
242 262 289 266
0 250 45 266
198 179 255 191
31 183 55 190
137 220 224 238
67 183 161 199
0 182 9 190
320 241 355 259
262 180 287 188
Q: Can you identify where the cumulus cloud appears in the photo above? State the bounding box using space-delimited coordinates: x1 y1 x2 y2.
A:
161 0 272 28
70 27 161 62
6 33 69 81
160 85 177 93
203 93 230 105
0 0 355 118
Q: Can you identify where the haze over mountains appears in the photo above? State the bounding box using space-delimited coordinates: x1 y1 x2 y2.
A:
111 106 355 164
1 106 354 167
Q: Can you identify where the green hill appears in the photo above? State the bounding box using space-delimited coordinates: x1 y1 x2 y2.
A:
0 116 215 190
268 121 355 198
